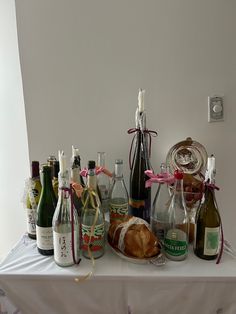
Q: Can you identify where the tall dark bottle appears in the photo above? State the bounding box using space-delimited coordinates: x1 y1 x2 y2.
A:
36 165 57 255
194 155 221 260
129 89 151 222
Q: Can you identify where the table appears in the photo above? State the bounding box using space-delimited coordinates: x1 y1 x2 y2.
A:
0 234 236 314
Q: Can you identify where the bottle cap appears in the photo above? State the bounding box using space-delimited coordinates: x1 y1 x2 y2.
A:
88 160 96 170
31 161 39 178
115 159 123 165
174 170 183 180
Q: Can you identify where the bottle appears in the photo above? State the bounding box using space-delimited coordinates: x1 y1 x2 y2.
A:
164 170 189 261
52 160 59 198
109 159 129 224
81 160 105 259
194 155 221 260
47 155 57 178
26 161 42 239
151 163 172 243
36 165 57 255
129 89 151 222
97 152 111 213
52 151 79 267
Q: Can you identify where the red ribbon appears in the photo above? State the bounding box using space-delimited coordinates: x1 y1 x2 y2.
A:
144 170 175 188
127 128 158 169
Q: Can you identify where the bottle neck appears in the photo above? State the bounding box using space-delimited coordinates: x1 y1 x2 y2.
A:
42 170 53 190
114 163 123 179
97 152 106 167
87 169 97 190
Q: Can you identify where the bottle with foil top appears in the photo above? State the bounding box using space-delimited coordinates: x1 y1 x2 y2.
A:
194 155 221 260
26 161 42 239
151 163 172 243
129 89 152 223
109 159 129 224
97 152 111 213
164 170 189 261
52 151 79 267
36 165 57 255
81 160 105 259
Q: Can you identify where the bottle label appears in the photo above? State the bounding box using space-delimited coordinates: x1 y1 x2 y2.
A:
36 226 53 250
164 229 188 257
110 202 128 223
26 207 36 235
203 227 220 256
81 223 104 253
129 198 145 209
53 231 75 265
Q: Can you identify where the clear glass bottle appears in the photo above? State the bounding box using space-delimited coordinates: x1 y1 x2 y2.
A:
81 160 105 259
36 165 57 256
194 155 221 260
97 152 111 213
52 152 79 267
26 161 42 239
164 170 189 261
109 159 129 224
151 163 172 243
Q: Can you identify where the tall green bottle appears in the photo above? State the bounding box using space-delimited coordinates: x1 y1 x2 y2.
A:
194 155 221 260
36 165 57 255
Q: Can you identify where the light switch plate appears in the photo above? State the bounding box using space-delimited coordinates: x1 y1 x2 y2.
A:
208 95 224 122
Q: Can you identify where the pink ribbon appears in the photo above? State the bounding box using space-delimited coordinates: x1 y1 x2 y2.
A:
144 170 175 188
80 167 112 178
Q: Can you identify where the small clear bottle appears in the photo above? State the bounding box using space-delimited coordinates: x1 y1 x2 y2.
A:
164 170 189 261
97 152 111 213
109 159 129 224
52 152 79 267
81 160 105 259
151 163 172 243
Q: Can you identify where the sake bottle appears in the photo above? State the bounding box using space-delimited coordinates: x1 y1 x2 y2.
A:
36 165 57 255
151 163 172 242
129 89 151 222
81 160 105 259
52 151 79 266
194 155 221 260
26 161 42 239
164 170 189 261
109 159 129 224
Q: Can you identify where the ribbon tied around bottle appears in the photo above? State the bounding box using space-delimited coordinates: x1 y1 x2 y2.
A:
144 170 175 188
80 167 113 178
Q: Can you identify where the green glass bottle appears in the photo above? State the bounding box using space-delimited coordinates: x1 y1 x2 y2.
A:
36 165 57 255
194 155 221 260
26 161 42 239
81 160 105 259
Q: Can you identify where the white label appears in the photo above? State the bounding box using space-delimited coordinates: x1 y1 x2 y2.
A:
26 207 36 234
36 226 53 250
203 227 220 256
53 232 75 265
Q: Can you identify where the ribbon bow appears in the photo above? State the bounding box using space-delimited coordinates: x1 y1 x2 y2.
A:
144 170 175 188
80 167 112 178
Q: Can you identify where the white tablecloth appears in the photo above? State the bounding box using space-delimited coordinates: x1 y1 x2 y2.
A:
0 234 236 314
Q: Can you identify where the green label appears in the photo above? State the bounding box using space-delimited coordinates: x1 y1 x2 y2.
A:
164 229 187 257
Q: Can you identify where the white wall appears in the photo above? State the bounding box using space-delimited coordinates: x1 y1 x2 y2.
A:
15 1 236 243
0 0 29 260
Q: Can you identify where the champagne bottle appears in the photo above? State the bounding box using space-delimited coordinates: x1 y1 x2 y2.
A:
52 160 59 198
164 170 189 261
52 151 79 267
36 165 57 255
129 89 151 222
81 160 105 259
97 152 111 213
151 163 172 242
26 161 42 239
194 155 221 260
109 159 129 224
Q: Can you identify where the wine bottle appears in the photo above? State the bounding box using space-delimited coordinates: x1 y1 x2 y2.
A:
52 160 59 198
109 159 129 224
164 170 189 261
97 152 111 213
26 161 42 239
81 160 105 259
47 155 57 178
36 165 57 255
194 155 221 260
129 89 151 222
151 163 172 243
52 151 79 267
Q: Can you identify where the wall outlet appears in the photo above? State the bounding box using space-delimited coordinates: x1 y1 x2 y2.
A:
208 95 224 122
